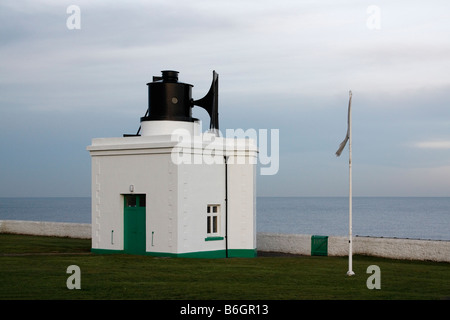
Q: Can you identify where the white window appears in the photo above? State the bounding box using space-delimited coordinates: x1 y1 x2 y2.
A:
206 204 220 236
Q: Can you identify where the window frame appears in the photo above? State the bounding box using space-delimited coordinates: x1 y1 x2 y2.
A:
205 204 223 241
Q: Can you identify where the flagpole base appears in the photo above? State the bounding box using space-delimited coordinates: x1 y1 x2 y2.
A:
346 270 355 276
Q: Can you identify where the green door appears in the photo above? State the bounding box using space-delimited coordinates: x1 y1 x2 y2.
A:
124 194 146 255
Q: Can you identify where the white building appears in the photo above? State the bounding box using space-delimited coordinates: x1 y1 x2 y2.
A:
87 71 257 258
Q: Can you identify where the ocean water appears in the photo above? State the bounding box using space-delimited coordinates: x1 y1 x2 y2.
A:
257 197 450 241
0 197 91 224
0 197 449 241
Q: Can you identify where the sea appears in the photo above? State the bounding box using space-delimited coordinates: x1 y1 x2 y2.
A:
0 197 449 241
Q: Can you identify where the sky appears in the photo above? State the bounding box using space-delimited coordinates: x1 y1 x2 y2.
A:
1 0 450 197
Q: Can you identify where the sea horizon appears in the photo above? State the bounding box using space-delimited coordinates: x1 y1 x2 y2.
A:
1 196 449 241
1 195 448 198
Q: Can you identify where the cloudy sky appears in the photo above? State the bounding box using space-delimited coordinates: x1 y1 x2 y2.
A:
1 0 450 197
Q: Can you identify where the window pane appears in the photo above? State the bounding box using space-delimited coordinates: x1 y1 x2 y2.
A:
207 216 211 234
126 195 137 207
207 206 210 213
139 195 146 207
213 206 217 213
213 216 217 233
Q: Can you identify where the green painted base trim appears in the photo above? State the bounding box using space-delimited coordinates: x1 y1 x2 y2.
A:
91 248 124 254
228 249 257 258
91 248 257 258
205 236 224 241
146 250 226 259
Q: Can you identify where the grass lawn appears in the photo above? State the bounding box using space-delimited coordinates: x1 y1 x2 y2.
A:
0 234 449 300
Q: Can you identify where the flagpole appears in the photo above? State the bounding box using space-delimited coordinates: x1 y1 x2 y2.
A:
336 90 355 276
347 90 355 276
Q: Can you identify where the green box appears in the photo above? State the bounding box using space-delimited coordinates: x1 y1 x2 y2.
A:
311 235 328 256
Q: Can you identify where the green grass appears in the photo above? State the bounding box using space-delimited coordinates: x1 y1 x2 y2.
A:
0 234 449 300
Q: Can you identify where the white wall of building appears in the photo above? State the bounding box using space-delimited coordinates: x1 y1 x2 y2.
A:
90 144 179 254
87 129 257 257
176 158 226 255
227 158 257 254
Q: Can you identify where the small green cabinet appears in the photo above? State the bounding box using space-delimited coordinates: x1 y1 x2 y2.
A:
311 235 328 256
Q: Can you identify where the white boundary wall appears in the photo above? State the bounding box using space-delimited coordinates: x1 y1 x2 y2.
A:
1 221 449 262
257 233 450 263
0 220 91 239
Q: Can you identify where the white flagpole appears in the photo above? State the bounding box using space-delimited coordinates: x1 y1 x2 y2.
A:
336 90 354 276
347 91 354 276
